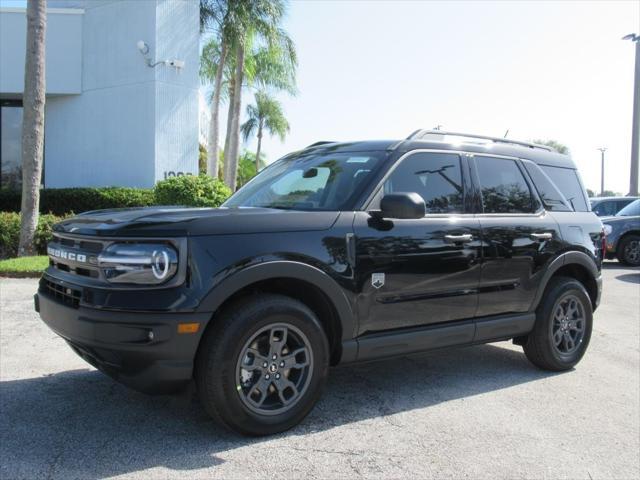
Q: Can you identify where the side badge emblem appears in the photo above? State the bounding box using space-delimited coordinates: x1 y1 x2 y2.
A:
372 273 385 289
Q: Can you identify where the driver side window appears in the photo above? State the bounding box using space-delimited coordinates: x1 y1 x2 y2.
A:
384 152 464 214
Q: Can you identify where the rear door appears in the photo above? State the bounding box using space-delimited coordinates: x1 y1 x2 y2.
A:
471 155 563 317
353 150 482 335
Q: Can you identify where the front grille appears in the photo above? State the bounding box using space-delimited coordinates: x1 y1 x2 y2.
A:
49 234 104 278
41 279 82 308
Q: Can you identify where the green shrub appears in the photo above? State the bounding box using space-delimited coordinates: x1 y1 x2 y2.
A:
154 174 231 208
0 187 156 216
0 212 21 259
0 212 66 259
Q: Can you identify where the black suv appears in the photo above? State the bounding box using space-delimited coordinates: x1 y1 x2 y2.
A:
36 130 604 436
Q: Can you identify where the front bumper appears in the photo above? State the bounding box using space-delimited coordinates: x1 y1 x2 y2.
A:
35 287 211 394
595 273 603 310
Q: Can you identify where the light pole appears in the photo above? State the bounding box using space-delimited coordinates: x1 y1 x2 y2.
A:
598 147 607 196
623 33 639 196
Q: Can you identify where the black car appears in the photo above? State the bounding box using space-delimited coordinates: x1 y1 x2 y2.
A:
36 130 604 436
601 199 640 266
590 196 639 217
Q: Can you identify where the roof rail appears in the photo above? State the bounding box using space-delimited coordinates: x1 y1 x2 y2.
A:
406 130 555 152
305 141 336 149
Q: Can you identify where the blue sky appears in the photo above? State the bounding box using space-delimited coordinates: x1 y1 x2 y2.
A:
251 0 639 194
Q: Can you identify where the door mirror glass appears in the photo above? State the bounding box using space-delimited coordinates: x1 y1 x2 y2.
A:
379 193 426 219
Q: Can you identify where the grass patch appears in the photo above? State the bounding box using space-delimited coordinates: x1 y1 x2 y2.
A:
0 256 48 277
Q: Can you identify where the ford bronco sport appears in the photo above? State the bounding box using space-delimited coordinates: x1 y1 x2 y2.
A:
36 130 604 436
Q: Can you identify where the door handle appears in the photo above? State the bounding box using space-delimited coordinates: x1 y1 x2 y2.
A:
444 234 473 244
529 232 553 241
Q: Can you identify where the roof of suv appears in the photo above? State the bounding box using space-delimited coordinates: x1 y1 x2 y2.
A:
302 130 577 169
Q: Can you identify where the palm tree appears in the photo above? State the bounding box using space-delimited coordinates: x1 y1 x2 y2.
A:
201 1 296 190
241 91 290 171
200 0 230 179
200 36 230 179
222 0 290 191
18 0 46 256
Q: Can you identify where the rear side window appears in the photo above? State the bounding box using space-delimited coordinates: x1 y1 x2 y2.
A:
522 161 572 212
475 156 537 213
384 152 464 214
539 165 589 212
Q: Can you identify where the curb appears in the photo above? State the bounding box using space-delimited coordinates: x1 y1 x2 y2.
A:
0 272 43 279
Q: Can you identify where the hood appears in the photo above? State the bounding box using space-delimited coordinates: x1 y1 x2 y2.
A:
53 207 341 237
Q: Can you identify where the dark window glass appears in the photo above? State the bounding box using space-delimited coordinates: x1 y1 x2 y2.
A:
540 165 589 212
475 156 535 213
591 200 617 216
224 151 385 211
0 104 23 189
384 152 464 214
617 199 640 216
522 160 572 211
616 199 634 212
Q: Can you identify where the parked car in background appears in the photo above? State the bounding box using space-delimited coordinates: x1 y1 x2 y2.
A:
602 199 640 266
590 196 639 217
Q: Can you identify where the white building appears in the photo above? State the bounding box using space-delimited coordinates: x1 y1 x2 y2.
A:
0 0 200 189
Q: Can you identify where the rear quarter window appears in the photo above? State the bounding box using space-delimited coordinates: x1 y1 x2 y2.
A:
539 165 589 212
522 161 572 212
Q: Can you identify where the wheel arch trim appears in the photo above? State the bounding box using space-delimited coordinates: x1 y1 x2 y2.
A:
531 250 600 311
196 261 356 342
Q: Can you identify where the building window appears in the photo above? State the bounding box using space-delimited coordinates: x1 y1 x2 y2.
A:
0 100 24 189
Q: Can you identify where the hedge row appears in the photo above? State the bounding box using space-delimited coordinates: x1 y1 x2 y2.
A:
0 176 232 259
0 212 67 259
0 175 231 216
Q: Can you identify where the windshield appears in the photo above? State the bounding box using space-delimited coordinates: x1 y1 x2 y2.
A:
616 199 640 217
224 150 386 211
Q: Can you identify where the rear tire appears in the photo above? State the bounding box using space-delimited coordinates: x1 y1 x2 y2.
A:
616 234 640 266
195 294 329 436
523 277 593 371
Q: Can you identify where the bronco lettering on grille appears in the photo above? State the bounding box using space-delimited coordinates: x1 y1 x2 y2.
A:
47 247 87 263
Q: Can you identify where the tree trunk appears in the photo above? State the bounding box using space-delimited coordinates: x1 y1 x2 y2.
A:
255 120 263 173
222 74 235 186
18 0 47 257
224 41 245 192
207 38 227 179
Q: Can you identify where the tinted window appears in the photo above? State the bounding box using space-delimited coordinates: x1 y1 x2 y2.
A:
617 199 634 212
475 156 536 213
522 161 572 211
540 165 589 211
591 200 617 216
617 199 640 216
384 152 464 214
224 151 385 211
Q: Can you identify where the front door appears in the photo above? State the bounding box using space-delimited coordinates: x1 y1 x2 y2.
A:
470 154 563 317
354 151 482 335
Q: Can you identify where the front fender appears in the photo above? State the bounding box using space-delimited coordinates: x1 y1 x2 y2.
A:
196 260 356 343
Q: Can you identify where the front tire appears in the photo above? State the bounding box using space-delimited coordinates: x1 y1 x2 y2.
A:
523 277 593 371
617 234 640 266
195 294 329 436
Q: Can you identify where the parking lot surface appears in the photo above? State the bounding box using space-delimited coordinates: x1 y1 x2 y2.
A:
1 263 638 479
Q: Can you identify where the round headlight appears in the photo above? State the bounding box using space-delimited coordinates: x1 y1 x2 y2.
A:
152 249 171 280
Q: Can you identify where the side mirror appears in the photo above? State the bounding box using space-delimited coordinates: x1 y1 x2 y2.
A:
378 192 426 219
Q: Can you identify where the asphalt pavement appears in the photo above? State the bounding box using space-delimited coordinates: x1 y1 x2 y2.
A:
1 262 638 479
